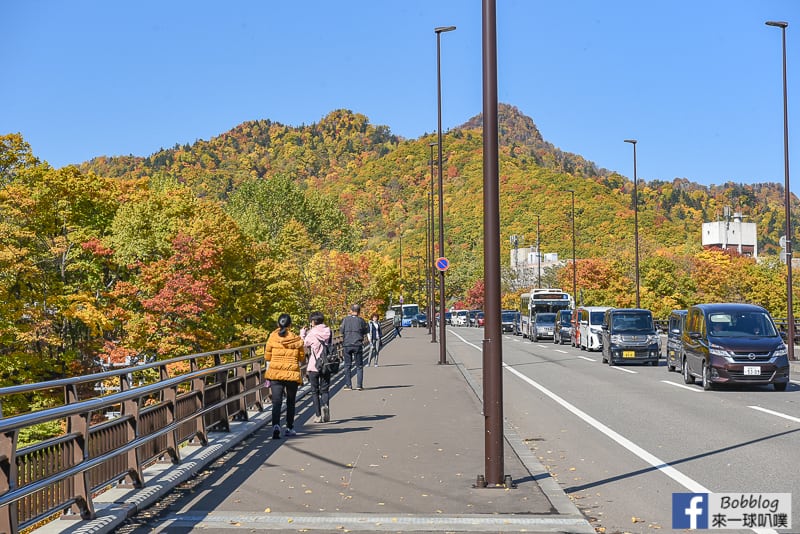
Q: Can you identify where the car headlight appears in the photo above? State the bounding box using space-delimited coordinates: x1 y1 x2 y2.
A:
590 327 601 334
709 343 735 361
646 334 660 345
610 334 622 344
772 345 788 358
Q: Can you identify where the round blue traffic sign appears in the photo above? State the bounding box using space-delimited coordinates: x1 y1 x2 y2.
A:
435 257 450 272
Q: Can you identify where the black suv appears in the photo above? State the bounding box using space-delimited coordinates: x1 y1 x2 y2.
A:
682 303 790 391
553 309 572 345
601 308 660 366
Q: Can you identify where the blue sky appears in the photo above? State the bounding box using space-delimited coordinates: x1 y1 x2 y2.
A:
2 1 799 187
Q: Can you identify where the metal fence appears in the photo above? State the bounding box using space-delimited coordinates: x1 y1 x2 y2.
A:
0 317 398 534
0 343 271 534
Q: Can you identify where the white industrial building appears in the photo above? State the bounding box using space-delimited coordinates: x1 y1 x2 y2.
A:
509 243 561 288
702 210 757 258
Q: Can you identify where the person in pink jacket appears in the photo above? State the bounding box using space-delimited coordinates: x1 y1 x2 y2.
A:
301 311 333 423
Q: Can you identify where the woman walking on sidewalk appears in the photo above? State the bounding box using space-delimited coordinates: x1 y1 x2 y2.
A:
367 313 382 367
265 313 305 439
301 311 333 423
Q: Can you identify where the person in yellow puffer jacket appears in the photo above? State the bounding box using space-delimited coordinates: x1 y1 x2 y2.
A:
265 313 305 439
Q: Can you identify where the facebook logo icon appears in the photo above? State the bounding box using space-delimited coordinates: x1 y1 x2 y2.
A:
673 493 709 529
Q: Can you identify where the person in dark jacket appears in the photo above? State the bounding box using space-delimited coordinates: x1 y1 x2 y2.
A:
340 303 369 390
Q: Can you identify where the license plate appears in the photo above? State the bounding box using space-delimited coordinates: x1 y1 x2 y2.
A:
623 350 635 358
744 366 761 376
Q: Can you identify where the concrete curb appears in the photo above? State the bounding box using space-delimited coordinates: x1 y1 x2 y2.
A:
450 357 593 532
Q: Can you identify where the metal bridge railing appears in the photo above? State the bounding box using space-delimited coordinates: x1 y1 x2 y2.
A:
0 343 269 534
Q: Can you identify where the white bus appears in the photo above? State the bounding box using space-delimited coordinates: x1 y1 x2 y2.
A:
518 289 573 339
388 304 420 327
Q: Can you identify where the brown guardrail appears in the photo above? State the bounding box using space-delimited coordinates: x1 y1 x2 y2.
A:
0 343 269 534
0 318 393 533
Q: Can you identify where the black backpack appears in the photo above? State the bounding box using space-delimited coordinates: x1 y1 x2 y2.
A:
315 334 339 375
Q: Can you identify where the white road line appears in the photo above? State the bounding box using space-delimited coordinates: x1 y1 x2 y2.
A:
502 364 708 493
660 380 701 392
554 349 569 354
577 355 595 362
609 366 637 374
449 330 776 534
748 405 800 424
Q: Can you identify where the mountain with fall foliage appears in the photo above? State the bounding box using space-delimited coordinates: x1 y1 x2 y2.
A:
2 105 796 389
80 103 792 265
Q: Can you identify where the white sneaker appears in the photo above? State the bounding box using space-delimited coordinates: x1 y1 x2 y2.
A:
284 427 297 437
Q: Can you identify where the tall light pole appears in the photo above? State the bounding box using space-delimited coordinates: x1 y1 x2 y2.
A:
567 190 576 306
767 20 795 360
480 0 508 488
435 25 455 365
428 142 437 341
534 214 541 288
624 139 641 308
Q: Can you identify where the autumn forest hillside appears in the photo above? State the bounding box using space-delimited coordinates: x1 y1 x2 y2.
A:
80 103 795 309
1 104 797 387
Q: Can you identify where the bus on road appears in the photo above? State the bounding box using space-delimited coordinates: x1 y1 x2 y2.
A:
518 289 573 338
388 304 420 327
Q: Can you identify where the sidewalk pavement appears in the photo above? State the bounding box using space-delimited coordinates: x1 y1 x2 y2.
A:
35 327 595 533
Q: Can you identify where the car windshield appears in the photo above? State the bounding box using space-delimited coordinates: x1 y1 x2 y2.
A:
501 312 516 322
708 311 777 337
612 312 653 333
536 313 556 325
559 312 572 324
590 311 605 324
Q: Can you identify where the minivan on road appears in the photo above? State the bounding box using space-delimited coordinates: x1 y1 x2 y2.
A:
601 308 660 366
666 309 687 372
682 303 790 391
575 306 611 351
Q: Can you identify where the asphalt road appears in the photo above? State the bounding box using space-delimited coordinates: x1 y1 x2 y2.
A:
447 326 800 534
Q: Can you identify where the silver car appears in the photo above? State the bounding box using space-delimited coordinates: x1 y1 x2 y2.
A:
531 313 556 342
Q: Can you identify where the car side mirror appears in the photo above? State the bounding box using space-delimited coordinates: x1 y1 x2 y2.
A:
688 331 702 340
779 330 788 341
671 328 680 335
601 324 608 330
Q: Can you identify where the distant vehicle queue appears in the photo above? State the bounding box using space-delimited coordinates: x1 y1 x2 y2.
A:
425 287 790 393
506 288 790 391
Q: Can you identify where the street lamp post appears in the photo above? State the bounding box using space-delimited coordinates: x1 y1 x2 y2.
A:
567 190 576 306
766 20 795 360
534 214 541 288
624 139 641 308
435 25 455 365
429 142 437 341
480 0 508 488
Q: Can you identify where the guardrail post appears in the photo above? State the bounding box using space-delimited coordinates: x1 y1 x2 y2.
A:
122 396 144 487
0 429 19 534
64 384 95 520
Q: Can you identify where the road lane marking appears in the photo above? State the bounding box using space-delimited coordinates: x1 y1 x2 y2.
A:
449 329 777 534
609 366 637 374
577 356 595 362
660 380 701 392
748 406 800 424
555 349 569 354
501 364 709 494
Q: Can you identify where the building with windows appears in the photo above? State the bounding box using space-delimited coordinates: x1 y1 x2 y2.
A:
509 244 561 289
701 210 757 258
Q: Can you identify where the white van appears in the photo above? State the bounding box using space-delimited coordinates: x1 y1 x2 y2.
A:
452 309 469 327
576 306 612 351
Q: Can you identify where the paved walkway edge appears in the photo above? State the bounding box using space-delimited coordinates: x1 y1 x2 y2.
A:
451 358 593 532
33 349 595 534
